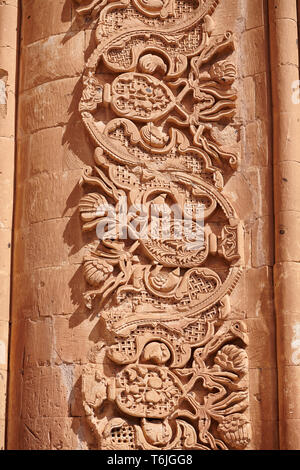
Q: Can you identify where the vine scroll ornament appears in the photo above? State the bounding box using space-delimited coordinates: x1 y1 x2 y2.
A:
75 0 251 450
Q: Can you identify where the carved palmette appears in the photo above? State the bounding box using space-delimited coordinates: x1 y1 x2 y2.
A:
76 0 251 450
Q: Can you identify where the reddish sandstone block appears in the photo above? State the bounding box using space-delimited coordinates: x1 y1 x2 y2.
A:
246 316 277 369
276 312 300 367
22 366 71 418
21 417 92 450
0 370 7 419
22 31 85 91
21 0 73 46
250 420 279 450
53 316 98 365
249 367 278 422
0 3 18 49
230 267 274 319
18 77 81 135
240 27 267 77
246 0 265 30
251 215 274 268
13 264 86 320
22 170 83 225
13 217 84 274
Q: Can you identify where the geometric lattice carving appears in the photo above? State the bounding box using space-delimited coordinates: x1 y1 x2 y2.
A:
76 0 251 450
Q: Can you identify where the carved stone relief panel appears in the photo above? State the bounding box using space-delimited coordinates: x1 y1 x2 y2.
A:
75 0 251 450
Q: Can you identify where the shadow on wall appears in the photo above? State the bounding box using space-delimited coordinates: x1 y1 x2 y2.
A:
62 0 98 61
60 1 107 449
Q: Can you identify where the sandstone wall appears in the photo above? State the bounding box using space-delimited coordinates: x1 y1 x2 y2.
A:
4 0 281 449
0 0 18 450
269 0 300 449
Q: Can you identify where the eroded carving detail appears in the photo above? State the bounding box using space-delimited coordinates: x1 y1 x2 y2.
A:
76 0 251 450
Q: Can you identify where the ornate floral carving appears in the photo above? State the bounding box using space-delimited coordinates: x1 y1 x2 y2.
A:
76 0 251 450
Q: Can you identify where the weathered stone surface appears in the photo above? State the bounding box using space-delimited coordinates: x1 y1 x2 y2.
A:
250 420 279 450
21 0 73 46
280 365 300 420
18 123 93 180
4 0 294 452
22 366 72 418
0 273 11 322
274 161 300 213
52 316 97 365
275 211 300 262
246 0 264 30
21 32 85 91
13 264 85 320
0 138 14 227
0 370 7 420
252 215 274 268
230 266 274 320
0 320 9 370
242 120 270 168
269 0 300 450
241 27 268 77
13 217 84 274
249 367 278 422
279 419 300 450
276 311 300 368
0 3 18 48
247 317 277 369
22 170 83 225
22 417 94 450
275 263 300 314
0 419 4 450
19 77 81 135
0 0 17 446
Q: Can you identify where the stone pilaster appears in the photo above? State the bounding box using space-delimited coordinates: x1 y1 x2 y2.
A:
269 0 300 450
0 0 18 450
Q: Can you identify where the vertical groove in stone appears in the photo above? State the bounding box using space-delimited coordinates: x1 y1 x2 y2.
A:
269 0 300 450
0 0 19 450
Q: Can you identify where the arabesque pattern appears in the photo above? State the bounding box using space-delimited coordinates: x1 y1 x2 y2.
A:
76 0 251 450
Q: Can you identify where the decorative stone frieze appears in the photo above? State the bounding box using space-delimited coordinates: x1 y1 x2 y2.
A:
6 0 300 451
76 0 251 450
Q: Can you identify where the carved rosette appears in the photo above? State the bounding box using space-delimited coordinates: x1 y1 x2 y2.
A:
75 0 251 450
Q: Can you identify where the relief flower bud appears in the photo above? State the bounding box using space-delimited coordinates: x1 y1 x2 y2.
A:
209 62 236 84
214 344 248 375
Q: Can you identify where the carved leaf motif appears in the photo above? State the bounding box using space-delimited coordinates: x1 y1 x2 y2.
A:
214 345 248 375
139 54 167 75
83 256 114 286
217 414 251 450
210 61 236 84
79 193 109 231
